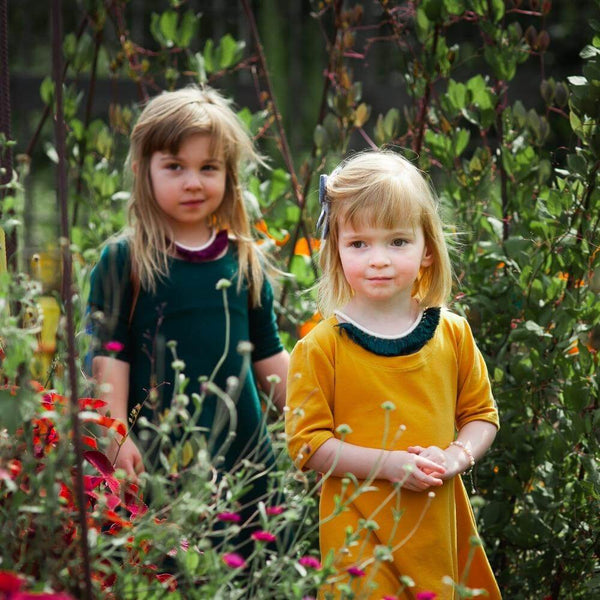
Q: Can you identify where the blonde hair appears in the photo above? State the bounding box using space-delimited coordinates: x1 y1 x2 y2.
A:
126 84 265 305
318 150 453 316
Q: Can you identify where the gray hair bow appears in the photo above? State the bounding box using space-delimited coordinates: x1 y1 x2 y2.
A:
316 173 330 239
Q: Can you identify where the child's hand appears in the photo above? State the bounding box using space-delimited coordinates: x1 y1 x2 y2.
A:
110 437 145 483
408 445 462 480
384 450 445 492
407 445 446 474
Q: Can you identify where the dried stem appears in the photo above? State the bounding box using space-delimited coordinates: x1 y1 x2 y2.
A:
52 2 93 598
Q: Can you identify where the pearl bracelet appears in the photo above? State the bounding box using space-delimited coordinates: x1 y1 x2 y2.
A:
450 440 475 469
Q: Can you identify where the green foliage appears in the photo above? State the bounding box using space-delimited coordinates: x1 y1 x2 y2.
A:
3 0 600 598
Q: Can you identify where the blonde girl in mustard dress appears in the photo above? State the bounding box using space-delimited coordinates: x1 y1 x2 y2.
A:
285 151 501 600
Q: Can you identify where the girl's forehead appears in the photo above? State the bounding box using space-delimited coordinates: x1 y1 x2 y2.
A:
339 203 421 230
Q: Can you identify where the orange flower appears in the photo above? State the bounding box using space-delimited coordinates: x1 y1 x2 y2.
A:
566 341 579 356
254 219 290 247
298 312 322 338
294 237 321 257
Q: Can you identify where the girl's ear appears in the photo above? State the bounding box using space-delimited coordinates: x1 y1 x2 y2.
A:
421 245 434 267
131 160 139 175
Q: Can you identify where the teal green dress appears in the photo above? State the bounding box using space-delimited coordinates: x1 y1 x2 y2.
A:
87 237 283 504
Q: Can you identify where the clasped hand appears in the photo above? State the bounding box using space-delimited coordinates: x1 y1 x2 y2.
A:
384 445 461 492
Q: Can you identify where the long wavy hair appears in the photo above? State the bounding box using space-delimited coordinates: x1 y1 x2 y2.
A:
318 150 453 317
125 85 265 305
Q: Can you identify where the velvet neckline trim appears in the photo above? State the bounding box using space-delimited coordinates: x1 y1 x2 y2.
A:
335 307 441 357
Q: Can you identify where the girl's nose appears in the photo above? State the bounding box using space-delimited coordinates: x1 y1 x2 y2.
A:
184 171 203 189
369 249 391 267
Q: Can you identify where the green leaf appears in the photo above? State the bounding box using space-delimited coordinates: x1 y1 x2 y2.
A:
40 76 54 105
523 320 552 338
289 255 315 288
580 45 600 59
313 124 329 153
445 0 466 15
447 80 468 111
383 108 400 139
191 52 207 85
182 441 194 467
215 34 245 70
467 75 493 109
568 76 588 87
203 39 215 73
159 10 179 47
177 10 199 48
423 0 445 22
453 128 470 156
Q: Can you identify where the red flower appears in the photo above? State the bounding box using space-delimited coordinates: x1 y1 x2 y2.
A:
103 341 124 353
216 511 241 523
298 556 321 569
0 570 22 594
416 593 437 600
222 553 246 569
266 505 285 515
251 530 276 543
346 566 365 577
0 570 75 599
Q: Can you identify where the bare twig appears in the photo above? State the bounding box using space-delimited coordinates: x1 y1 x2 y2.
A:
52 2 93 598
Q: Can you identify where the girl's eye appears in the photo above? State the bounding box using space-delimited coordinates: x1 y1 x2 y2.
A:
166 162 181 171
202 164 218 171
392 238 407 247
350 241 365 248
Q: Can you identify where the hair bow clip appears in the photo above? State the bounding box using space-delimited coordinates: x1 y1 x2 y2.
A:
316 173 330 239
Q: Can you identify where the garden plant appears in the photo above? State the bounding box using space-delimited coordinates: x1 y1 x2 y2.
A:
1 0 599 598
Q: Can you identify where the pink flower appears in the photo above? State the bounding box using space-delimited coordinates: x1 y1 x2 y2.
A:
346 566 365 577
416 593 437 600
266 505 285 515
298 556 322 569
222 552 246 569
0 572 75 599
103 341 124 353
383 596 399 600
251 530 276 543
217 511 241 523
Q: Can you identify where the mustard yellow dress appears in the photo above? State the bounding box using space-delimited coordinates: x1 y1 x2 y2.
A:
286 309 501 600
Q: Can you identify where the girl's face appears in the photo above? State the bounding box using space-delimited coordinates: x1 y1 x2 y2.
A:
337 219 433 306
149 133 227 244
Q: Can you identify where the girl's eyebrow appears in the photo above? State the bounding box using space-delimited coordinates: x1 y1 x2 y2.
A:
155 152 224 164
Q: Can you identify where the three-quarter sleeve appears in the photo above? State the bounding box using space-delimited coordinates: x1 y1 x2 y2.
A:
454 316 499 430
87 240 133 363
285 328 336 470
248 275 284 362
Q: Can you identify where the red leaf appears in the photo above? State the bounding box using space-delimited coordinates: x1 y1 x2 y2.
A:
78 397 107 410
105 493 122 511
105 475 121 495
84 475 104 492
81 435 98 449
29 380 45 393
87 415 127 437
105 510 132 528
83 450 115 476
156 573 178 591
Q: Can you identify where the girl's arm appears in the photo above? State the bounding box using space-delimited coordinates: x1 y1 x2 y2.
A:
408 419 498 480
306 438 446 492
92 356 144 480
253 349 289 413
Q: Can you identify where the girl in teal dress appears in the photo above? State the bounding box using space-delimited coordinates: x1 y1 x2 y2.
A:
87 85 289 553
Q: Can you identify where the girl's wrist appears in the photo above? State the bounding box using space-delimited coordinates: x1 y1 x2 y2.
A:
447 440 475 473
